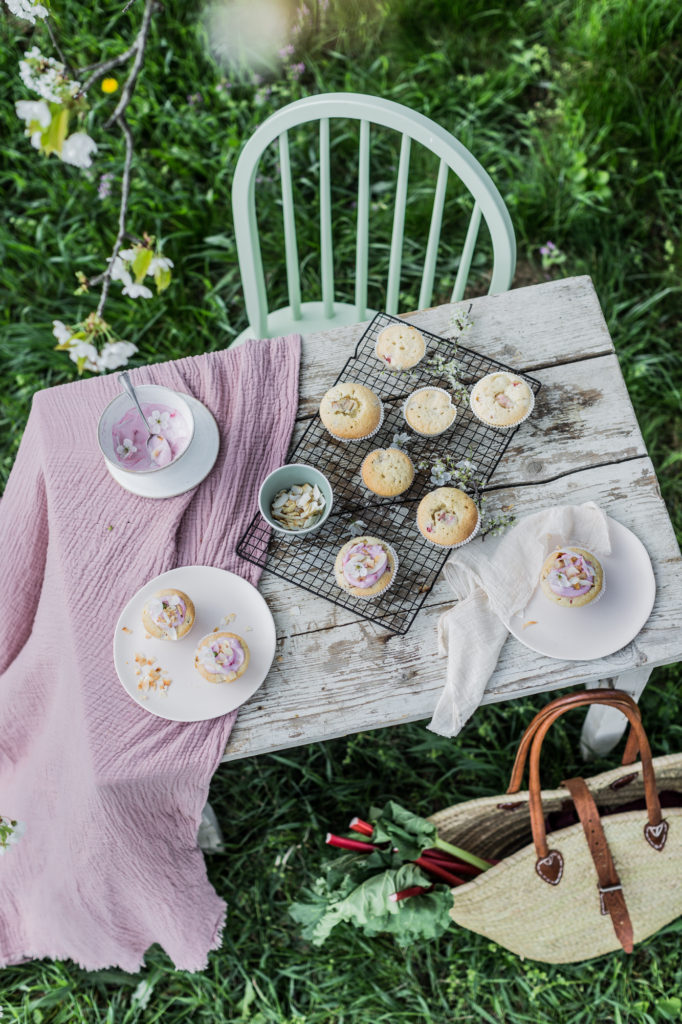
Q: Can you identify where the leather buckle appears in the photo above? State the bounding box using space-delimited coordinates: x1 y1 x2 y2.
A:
598 883 623 915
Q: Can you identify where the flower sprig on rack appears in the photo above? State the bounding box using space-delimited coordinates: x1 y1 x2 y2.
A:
416 451 515 539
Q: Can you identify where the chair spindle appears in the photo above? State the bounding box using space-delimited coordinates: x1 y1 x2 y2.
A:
319 118 334 318
279 131 302 321
418 157 449 311
452 201 482 302
354 119 370 322
386 133 411 315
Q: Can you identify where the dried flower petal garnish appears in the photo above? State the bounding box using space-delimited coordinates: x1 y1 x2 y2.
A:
522 620 538 629
271 482 326 530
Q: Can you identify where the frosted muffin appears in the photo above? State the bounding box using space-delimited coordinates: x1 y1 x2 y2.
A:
142 589 195 640
417 488 480 548
375 323 426 369
404 387 457 436
334 536 398 599
194 631 250 683
319 382 383 441
540 548 604 607
469 372 534 429
361 447 415 497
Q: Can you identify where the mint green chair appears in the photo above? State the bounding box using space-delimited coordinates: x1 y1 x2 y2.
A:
231 92 516 343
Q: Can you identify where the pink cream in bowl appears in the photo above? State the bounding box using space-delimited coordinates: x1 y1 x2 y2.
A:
111 402 192 471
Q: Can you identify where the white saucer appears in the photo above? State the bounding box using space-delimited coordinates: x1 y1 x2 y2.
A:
113 565 276 721
105 395 220 499
508 518 656 661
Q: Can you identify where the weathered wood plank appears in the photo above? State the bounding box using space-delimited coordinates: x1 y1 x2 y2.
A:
298 276 614 417
223 457 682 761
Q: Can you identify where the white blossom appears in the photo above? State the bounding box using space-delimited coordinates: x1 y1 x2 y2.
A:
0 816 25 854
68 340 100 373
60 132 97 169
15 99 51 130
116 438 138 458
108 255 129 282
147 409 171 433
4 0 48 24
52 319 74 344
121 279 153 299
97 340 138 371
118 248 137 262
148 255 174 275
19 47 81 103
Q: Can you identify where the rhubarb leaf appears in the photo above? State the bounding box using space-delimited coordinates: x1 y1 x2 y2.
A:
290 862 453 947
370 801 439 861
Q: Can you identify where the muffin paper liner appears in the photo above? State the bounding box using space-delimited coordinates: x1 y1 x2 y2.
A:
416 503 481 549
324 400 385 444
469 377 535 431
335 538 400 600
402 386 458 437
361 448 415 497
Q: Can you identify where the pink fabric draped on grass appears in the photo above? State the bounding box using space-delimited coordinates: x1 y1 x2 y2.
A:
0 337 300 972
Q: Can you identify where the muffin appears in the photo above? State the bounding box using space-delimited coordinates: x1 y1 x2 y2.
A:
141 589 195 640
361 447 415 497
375 323 427 369
334 536 398 599
417 488 480 548
194 631 250 683
319 382 383 441
469 371 534 429
539 548 604 607
404 387 457 436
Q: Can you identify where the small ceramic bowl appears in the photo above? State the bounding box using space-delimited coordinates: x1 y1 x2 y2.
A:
258 464 333 536
97 383 195 475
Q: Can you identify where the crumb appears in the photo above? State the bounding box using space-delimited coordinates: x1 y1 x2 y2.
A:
135 668 141 676
134 652 146 664
213 626 219 632
144 633 152 640
522 620 537 629
121 626 132 634
221 612 236 626
245 625 252 632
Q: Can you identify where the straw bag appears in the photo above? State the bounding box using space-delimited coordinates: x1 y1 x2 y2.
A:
429 690 682 963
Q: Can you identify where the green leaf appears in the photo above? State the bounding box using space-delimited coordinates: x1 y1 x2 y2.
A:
371 800 438 860
154 266 172 293
656 997 682 1021
131 247 153 283
41 105 70 156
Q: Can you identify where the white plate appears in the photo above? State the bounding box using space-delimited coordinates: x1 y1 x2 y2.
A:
113 565 276 721
105 395 219 499
508 517 656 661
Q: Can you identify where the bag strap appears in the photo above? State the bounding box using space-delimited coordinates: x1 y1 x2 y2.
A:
507 690 641 795
526 700 665 867
562 776 634 953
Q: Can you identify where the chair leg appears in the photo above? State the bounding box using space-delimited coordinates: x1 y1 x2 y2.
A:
198 800 224 852
579 667 653 760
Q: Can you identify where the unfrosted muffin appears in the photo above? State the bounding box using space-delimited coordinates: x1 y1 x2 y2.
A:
334 536 398 599
361 447 415 497
375 323 426 369
319 382 383 441
469 372 534 429
194 631 250 683
540 548 604 607
417 488 480 547
404 387 457 436
142 589 195 640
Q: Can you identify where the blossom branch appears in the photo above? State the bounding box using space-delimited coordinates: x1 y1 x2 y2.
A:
105 0 155 128
96 114 135 318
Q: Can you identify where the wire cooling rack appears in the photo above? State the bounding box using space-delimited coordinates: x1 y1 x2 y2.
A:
237 312 541 634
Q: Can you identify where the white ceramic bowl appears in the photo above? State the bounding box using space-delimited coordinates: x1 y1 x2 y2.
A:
97 384 195 475
258 464 333 536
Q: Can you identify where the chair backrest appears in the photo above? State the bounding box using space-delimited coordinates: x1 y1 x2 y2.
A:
231 92 516 338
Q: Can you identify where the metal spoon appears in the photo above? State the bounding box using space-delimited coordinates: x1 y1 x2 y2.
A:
119 371 172 467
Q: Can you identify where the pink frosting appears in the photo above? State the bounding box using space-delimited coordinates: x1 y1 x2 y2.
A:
343 542 389 588
198 637 245 677
112 402 191 471
546 551 596 598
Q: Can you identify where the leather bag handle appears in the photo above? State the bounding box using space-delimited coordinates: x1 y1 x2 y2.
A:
525 699 665 869
507 690 642 795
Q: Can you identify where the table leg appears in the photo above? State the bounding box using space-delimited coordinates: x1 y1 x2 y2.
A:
198 801 224 852
579 667 653 760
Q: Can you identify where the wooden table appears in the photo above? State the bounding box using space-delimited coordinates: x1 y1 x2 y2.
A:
220 276 682 763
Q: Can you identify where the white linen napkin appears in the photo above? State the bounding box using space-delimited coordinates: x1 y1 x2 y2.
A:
428 501 611 737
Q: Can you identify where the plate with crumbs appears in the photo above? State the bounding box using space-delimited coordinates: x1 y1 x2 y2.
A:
113 565 276 721
508 518 656 661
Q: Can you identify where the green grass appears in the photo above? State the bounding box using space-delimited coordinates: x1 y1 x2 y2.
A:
1 0 682 1020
